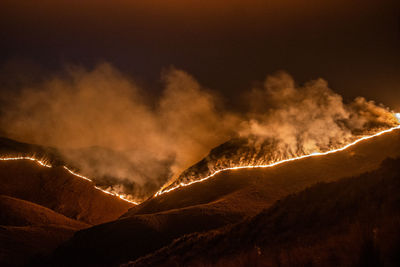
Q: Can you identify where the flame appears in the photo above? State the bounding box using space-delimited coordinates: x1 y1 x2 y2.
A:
61 166 139 204
2 114 400 205
0 155 138 205
0 156 52 168
93 186 139 205
155 121 400 197
63 166 92 181
62 166 138 204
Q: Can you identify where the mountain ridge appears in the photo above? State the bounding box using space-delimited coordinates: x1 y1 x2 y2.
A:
49 128 400 266
129 156 400 266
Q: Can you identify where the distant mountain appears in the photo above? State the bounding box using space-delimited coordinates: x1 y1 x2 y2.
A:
49 128 400 266
130 157 400 267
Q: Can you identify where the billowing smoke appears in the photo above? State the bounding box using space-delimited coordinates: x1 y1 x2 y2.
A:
242 71 398 155
0 63 239 200
163 71 399 192
0 65 397 201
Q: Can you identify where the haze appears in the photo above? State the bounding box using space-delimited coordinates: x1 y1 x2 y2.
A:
1 0 399 108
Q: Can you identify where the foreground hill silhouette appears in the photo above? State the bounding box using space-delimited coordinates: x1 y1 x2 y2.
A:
49 128 400 266
0 195 89 266
130 157 400 266
0 138 134 266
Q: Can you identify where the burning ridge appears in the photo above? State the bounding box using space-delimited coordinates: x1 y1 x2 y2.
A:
1 117 399 204
156 115 400 197
0 155 138 205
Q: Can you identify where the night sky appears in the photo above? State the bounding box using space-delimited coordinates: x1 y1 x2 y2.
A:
1 0 399 109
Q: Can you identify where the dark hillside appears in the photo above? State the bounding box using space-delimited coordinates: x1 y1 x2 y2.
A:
131 157 400 267
0 158 133 266
0 160 133 225
51 129 400 266
131 128 400 216
0 195 89 267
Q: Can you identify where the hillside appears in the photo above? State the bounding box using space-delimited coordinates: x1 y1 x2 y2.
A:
130 157 400 267
0 195 88 228
0 136 153 202
0 195 89 267
0 160 133 225
0 137 64 166
133 128 400 216
0 141 134 266
163 124 399 195
49 128 400 266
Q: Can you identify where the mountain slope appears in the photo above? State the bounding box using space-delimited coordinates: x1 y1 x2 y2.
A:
128 128 400 216
50 128 400 266
0 156 134 266
1 225 87 267
0 195 89 229
0 160 133 225
0 153 136 266
0 195 89 267
0 137 64 166
162 124 399 194
130 157 400 267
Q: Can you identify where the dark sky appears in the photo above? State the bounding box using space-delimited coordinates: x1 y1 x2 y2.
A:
1 0 399 109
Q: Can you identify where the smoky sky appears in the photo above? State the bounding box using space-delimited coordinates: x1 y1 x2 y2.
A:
1 0 400 110
0 1 400 201
0 64 397 201
0 64 240 200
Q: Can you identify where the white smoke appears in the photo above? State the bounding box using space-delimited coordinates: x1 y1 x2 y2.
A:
0 66 397 200
241 71 398 156
0 63 239 200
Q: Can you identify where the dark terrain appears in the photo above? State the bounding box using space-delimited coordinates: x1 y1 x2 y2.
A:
130 157 400 267
0 161 133 225
0 195 89 266
1 129 400 266
0 138 134 266
48 129 400 266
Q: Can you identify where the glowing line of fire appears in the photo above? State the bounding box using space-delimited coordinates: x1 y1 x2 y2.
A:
0 156 138 205
63 166 93 182
155 122 400 197
0 156 52 168
62 166 139 204
2 114 400 204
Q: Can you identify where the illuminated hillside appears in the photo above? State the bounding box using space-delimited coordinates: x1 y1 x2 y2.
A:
51 127 400 266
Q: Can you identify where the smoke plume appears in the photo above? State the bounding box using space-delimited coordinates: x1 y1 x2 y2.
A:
242 71 398 155
0 65 397 201
0 63 238 200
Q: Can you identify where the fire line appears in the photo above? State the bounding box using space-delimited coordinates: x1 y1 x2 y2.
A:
0 156 52 168
1 114 399 205
155 119 400 197
0 156 138 205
